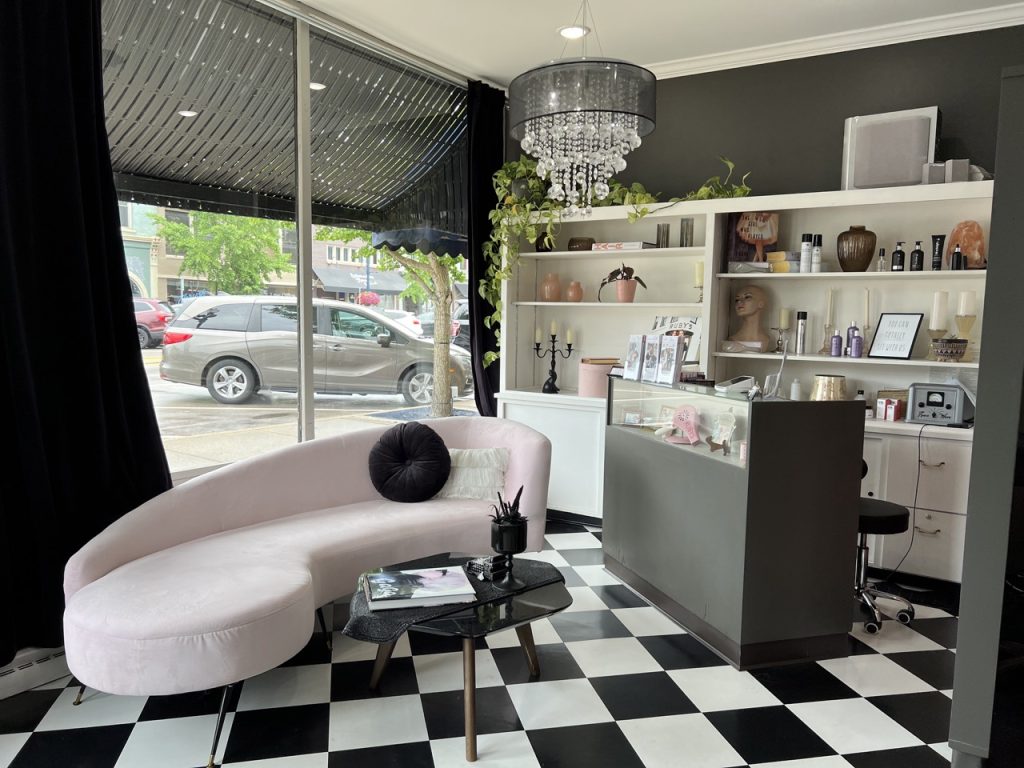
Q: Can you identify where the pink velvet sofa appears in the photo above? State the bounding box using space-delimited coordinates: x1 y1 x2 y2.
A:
63 417 550 697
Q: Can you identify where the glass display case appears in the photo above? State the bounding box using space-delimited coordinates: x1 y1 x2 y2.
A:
607 377 750 466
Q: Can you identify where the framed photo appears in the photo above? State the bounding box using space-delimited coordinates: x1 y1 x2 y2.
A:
658 404 676 424
623 334 644 381
641 336 661 383
621 407 643 426
868 313 924 359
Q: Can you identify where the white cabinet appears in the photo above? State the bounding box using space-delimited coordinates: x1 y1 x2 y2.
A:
878 508 968 583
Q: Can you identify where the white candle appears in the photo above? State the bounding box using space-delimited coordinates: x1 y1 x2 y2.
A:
779 308 791 330
957 290 977 316
825 288 834 325
535 327 541 345
694 261 705 286
566 327 574 345
931 291 949 329
864 288 870 328
550 320 557 337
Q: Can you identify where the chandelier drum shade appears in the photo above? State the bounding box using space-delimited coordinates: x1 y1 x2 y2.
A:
508 57 656 214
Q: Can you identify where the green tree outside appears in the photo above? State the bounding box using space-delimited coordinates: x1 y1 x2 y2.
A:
153 212 293 294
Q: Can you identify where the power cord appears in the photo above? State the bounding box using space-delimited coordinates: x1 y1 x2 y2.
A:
880 423 928 583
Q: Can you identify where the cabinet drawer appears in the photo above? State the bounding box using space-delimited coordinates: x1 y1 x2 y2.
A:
884 437 972 515
877 509 966 582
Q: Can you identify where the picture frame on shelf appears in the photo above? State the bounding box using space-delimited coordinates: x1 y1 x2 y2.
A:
656 335 683 385
621 407 643 426
868 313 924 360
651 316 702 362
623 335 644 381
641 336 661 383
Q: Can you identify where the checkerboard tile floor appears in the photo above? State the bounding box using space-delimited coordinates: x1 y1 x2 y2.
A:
1 521 959 768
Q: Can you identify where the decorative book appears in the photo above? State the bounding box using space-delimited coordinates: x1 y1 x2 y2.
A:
592 241 656 250
362 566 477 610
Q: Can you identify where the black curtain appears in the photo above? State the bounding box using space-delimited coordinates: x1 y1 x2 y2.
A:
466 81 506 417
0 0 172 665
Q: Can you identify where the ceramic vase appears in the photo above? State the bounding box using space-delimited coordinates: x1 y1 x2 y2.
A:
540 273 561 301
534 233 554 252
566 281 583 302
836 225 877 272
616 279 638 303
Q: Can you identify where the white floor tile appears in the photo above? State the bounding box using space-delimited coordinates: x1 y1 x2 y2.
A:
331 632 411 663
930 741 954 760
431 731 542 768
544 533 602 550
750 757 854 768
566 638 662 678
506 679 613 730
236 664 331 711
573 565 621 586
564 586 610 613
485 618 562 649
224 755 328 768
0 734 30 768
328 695 427 750
849 621 945 653
35 687 148 731
788 698 923 754
114 713 234 768
412 650 504 693
517 550 570 567
817 655 934 697
612 607 686 637
941 689 954 699
668 666 781 712
618 713 745 768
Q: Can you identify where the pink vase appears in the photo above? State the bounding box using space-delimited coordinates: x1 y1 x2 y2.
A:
566 281 583 302
540 273 561 301
616 279 638 303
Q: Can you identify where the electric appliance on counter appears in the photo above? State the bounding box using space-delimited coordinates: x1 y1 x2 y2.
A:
906 381 975 426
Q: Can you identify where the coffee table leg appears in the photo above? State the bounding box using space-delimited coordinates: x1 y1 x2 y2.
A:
463 638 477 762
369 639 397 690
516 624 540 677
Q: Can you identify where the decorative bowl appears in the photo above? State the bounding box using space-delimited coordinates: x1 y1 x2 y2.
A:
930 338 968 362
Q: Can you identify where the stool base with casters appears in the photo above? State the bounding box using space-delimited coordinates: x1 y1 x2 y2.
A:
855 498 916 634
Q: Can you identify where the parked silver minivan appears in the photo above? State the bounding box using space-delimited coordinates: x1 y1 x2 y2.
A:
160 296 472 405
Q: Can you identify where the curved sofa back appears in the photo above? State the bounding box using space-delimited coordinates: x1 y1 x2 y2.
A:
64 417 550 599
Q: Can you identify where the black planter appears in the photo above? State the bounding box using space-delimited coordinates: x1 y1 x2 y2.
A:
491 520 528 590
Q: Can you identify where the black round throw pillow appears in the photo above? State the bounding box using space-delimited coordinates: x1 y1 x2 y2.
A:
368 422 451 503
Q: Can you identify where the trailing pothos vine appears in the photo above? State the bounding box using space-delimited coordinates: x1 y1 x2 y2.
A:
479 156 750 366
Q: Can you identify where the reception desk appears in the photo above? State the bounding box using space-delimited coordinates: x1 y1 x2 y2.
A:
602 379 865 668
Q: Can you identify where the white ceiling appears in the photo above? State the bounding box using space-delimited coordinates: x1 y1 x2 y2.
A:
303 0 1024 86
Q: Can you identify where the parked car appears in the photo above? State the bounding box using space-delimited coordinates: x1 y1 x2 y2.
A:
134 298 175 348
160 296 472 405
381 308 423 336
421 301 471 350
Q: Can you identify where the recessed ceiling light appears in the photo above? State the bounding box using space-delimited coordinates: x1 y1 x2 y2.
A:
309 82 327 91
558 25 590 39
177 110 198 118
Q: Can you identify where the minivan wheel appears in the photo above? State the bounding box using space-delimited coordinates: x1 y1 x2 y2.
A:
401 366 433 406
137 326 151 348
207 359 257 404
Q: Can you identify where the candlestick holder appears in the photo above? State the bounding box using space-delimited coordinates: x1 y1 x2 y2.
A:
817 323 834 355
769 327 789 353
954 314 977 361
926 327 947 361
534 335 575 394
694 282 704 305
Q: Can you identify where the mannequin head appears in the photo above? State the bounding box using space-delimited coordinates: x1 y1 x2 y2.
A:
733 285 768 318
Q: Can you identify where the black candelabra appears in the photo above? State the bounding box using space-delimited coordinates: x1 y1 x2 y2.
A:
534 334 574 394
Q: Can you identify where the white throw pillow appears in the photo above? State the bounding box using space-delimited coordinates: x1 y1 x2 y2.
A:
434 447 510 500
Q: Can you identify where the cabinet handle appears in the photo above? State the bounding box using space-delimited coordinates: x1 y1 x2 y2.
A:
915 526 942 535
919 460 946 469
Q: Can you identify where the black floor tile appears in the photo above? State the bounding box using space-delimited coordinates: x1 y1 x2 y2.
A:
638 634 727 669
751 662 860 704
280 630 333 667
592 531 603 541
549 610 631 642
9 724 133 768
556 566 587 587
588 584 648 609
221 703 329 763
888 650 957 690
845 745 952 767
909 617 960 649
139 685 241 722
406 631 487 656
330 600 353 631
558 548 605 566
327 741 434 767
527 723 645 768
867 691 952 744
544 520 591 534
590 672 698 720
421 686 522 739
0 688 62 734
706 706 836 764
846 633 880 655
491 643 585 685
331 658 419 701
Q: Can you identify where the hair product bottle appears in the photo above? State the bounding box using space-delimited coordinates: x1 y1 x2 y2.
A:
850 330 864 358
951 243 966 270
891 242 905 271
910 241 924 271
931 234 946 270
846 320 860 356
795 311 808 354
830 329 843 357
876 247 887 271
811 234 823 273
800 234 812 273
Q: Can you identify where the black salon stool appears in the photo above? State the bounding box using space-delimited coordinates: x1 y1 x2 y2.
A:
855 498 916 634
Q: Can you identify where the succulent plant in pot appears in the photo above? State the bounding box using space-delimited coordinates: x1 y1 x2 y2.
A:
490 485 528 590
598 264 648 303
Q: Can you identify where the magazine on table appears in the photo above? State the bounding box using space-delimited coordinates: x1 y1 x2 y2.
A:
362 566 477 610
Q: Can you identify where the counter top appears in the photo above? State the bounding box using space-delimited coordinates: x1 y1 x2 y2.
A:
864 419 975 441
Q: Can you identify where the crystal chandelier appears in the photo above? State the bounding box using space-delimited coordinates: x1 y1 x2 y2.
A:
508 5 655 214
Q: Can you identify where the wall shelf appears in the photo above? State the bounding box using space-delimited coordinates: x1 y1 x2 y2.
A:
520 246 705 260
712 351 980 369
718 271 987 281
515 301 702 309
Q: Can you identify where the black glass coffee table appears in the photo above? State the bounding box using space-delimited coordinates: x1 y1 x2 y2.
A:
343 554 572 762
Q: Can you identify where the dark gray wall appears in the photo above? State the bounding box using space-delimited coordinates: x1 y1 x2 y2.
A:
610 26 1024 198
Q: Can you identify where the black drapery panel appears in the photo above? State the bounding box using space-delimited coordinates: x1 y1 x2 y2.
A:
466 81 506 417
0 0 172 665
